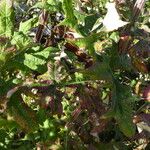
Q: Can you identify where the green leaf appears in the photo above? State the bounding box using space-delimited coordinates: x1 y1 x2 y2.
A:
34 47 58 59
0 129 8 143
109 32 119 43
116 112 135 137
24 53 46 71
74 32 102 55
0 0 14 37
81 56 113 81
0 78 15 98
3 54 30 73
19 17 38 34
109 45 132 71
0 52 6 68
60 0 77 28
32 0 60 12
11 32 32 49
0 118 19 129
24 47 58 72
2 46 58 74
43 119 54 129
111 81 136 137
76 13 99 35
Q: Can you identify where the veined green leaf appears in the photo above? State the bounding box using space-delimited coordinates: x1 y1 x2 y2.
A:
24 53 46 71
0 0 14 37
19 17 38 34
11 32 32 49
0 78 16 98
34 47 58 59
116 110 135 137
24 47 58 72
0 129 8 143
111 81 136 137
60 0 77 28
109 46 132 71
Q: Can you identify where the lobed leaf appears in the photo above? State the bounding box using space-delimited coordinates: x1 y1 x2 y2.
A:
111 81 136 137
24 47 59 72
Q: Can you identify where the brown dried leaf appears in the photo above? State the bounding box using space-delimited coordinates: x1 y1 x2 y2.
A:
142 85 150 102
0 36 8 44
132 58 148 73
64 43 93 68
35 10 49 43
132 0 146 21
79 87 106 115
129 39 150 59
118 35 132 53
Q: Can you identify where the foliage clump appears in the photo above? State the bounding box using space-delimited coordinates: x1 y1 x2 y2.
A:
0 0 149 149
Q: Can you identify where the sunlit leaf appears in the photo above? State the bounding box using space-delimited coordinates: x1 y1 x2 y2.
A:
60 0 77 28
32 0 61 12
0 0 14 37
19 17 38 34
11 32 32 49
24 47 58 72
